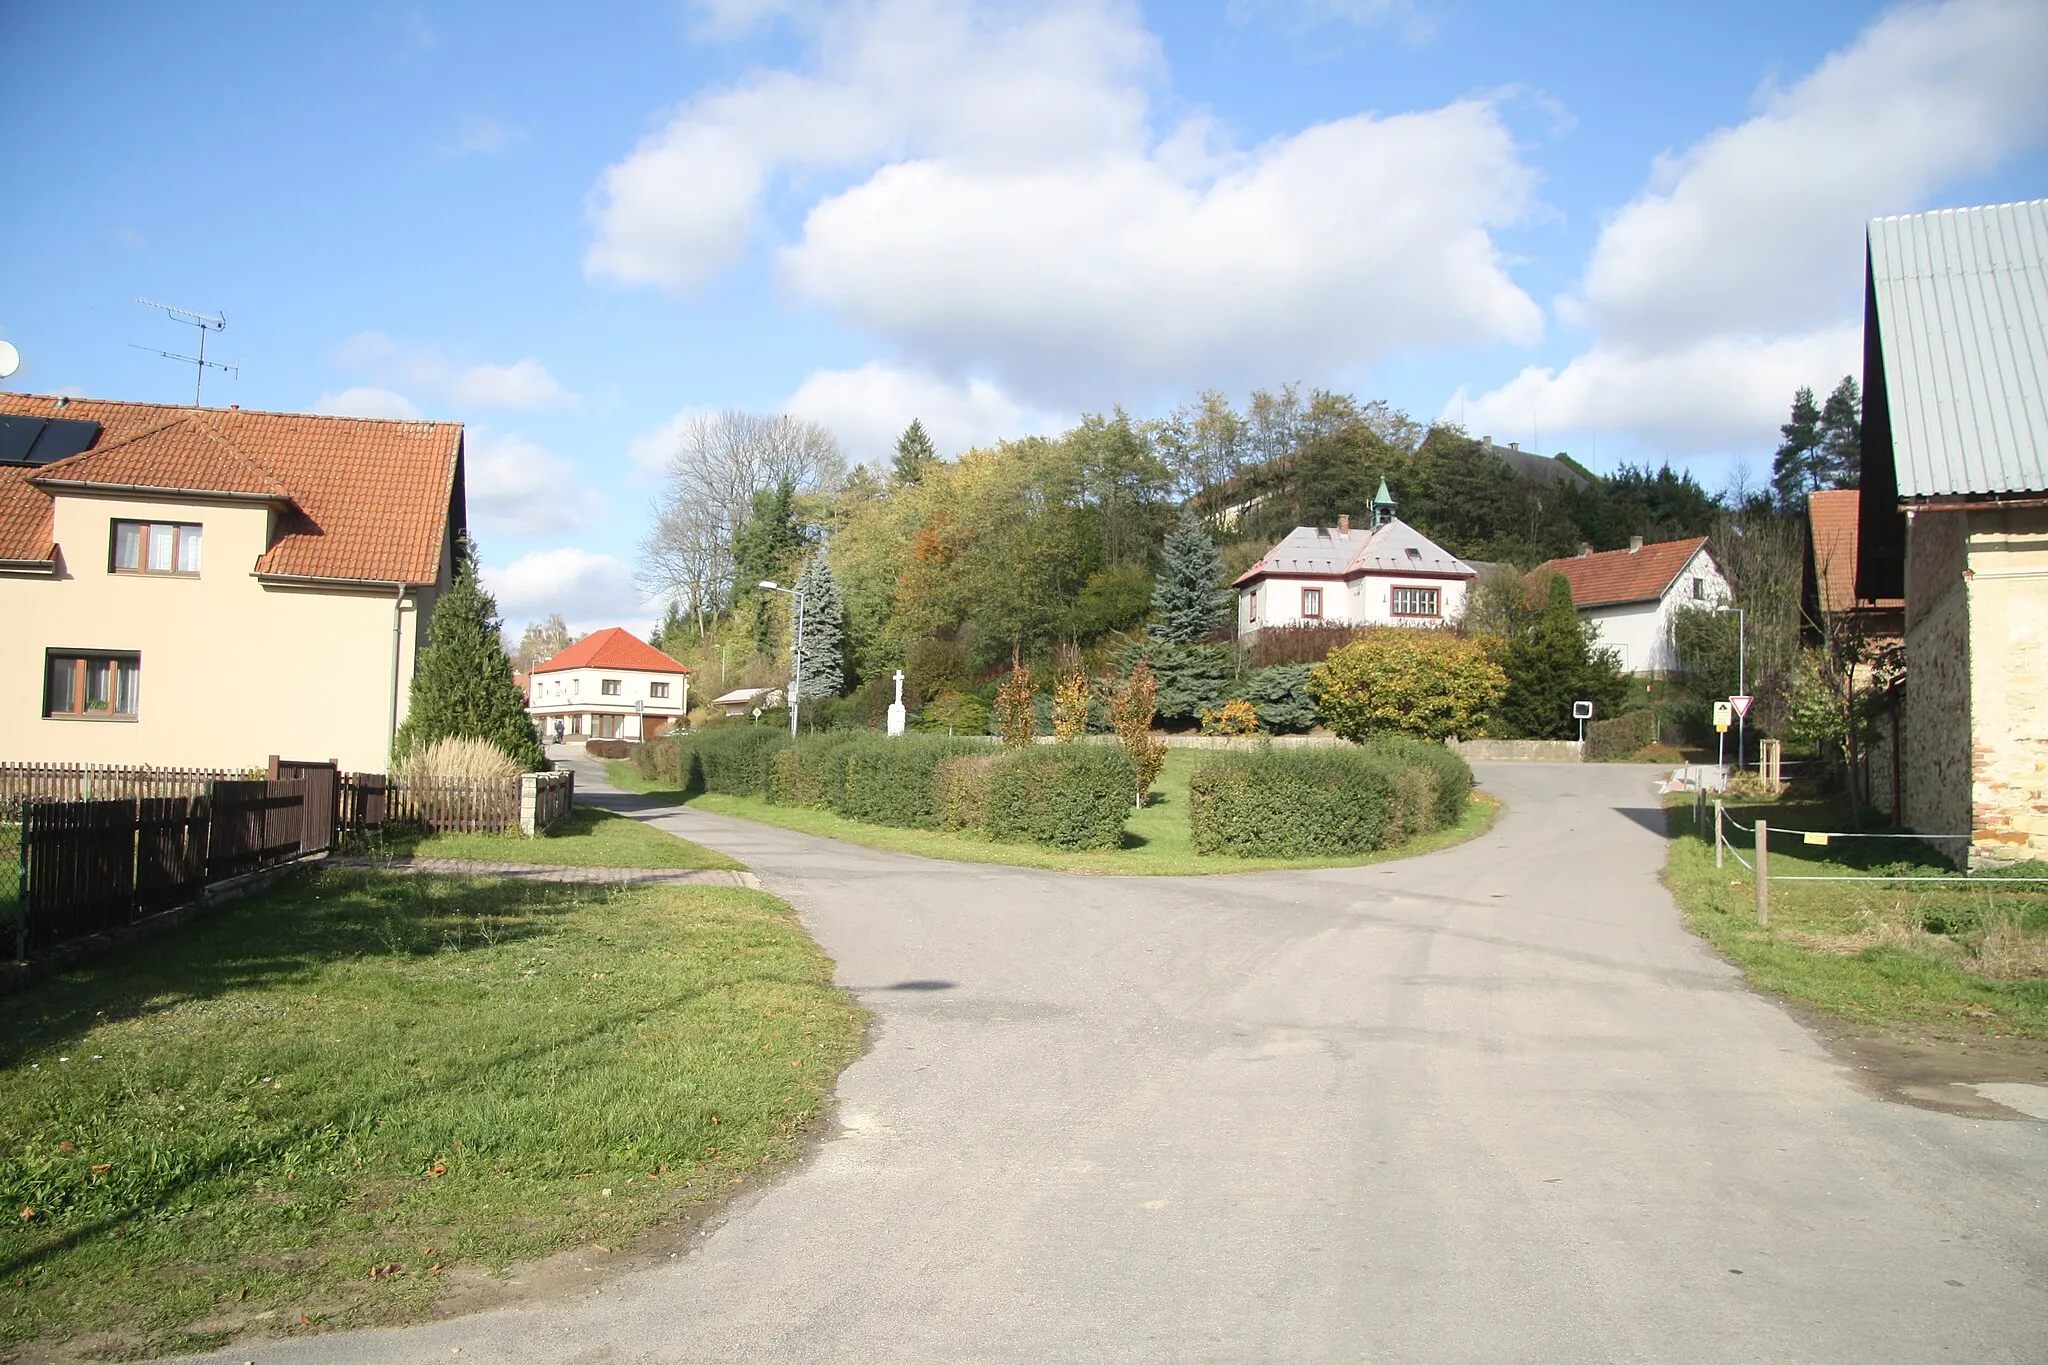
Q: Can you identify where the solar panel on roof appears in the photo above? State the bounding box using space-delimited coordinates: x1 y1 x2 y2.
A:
0 415 45 465
25 419 103 465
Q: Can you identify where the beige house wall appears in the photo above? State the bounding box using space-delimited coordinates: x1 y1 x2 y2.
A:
1964 506 2048 866
0 490 443 773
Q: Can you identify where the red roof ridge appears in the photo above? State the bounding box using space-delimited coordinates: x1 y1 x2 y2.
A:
0 391 461 430
532 626 690 674
34 411 295 501
1533 536 1710 608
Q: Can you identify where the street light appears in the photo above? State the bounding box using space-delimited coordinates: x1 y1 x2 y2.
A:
758 579 804 738
1701 602 1747 771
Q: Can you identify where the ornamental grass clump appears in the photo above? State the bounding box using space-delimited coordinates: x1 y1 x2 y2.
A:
392 736 521 785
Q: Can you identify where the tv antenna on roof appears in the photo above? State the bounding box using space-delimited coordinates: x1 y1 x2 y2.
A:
131 299 238 406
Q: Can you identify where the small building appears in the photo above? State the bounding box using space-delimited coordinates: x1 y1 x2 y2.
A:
1856 199 2048 866
528 628 689 741
706 686 784 719
1233 484 1476 636
0 394 463 772
1802 488 1903 644
1532 537 1730 676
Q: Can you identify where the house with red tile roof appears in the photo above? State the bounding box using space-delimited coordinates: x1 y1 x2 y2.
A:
1803 489 1903 642
0 393 465 771
528 628 689 743
1233 484 1478 637
1531 535 1730 676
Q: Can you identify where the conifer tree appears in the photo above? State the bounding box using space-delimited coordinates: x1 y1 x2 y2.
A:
794 553 845 700
1149 508 1227 645
1494 574 1627 740
1815 375 1861 490
1770 386 1823 508
394 543 546 770
893 419 938 484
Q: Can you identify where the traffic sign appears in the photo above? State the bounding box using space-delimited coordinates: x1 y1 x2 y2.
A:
1572 701 1594 720
1729 694 1753 718
1713 701 1732 732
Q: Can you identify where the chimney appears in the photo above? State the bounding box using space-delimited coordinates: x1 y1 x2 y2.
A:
1628 535 1643 554
1576 542 1592 558
1509 440 1520 450
1338 513 1350 534
1481 435 1490 445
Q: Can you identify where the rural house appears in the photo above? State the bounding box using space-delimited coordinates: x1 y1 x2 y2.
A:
1531 537 1731 676
1234 483 1477 636
1855 199 2048 867
527 627 689 741
0 394 464 772
1802 488 1903 644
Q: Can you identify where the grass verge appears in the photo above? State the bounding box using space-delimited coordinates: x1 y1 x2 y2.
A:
1665 796 2048 1037
0 867 861 1358
607 750 1497 877
366 804 740 872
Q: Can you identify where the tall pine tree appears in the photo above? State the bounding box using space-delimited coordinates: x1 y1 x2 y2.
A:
1149 508 1228 644
794 552 845 701
732 479 805 653
1770 386 1823 508
393 543 546 770
893 419 938 484
1815 375 1861 490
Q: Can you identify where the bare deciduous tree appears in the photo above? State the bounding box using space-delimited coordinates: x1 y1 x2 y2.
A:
637 411 846 634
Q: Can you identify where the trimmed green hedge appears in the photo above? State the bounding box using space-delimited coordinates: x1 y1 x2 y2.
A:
673 726 788 797
1188 749 1396 857
770 732 862 808
836 736 991 828
984 746 1137 850
1587 708 1658 761
935 753 1004 831
1355 734 1473 830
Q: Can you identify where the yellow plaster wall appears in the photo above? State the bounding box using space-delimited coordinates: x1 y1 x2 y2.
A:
1966 506 2048 866
0 492 429 773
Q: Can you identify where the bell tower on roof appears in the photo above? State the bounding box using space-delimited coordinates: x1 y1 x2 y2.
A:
1371 479 1398 529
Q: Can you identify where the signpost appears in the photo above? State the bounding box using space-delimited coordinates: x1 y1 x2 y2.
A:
1572 700 1594 745
1714 700 1732 770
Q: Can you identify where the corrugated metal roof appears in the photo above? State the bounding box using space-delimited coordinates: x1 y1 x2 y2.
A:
1869 199 2048 499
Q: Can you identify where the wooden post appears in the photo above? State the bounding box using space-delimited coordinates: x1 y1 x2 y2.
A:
1715 799 1724 868
1754 818 1769 927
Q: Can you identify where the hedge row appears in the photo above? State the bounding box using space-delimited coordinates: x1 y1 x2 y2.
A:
659 730 1135 850
1187 740 1473 857
1587 708 1658 761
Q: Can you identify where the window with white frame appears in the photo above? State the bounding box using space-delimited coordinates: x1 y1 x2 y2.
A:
111 520 202 576
1300 587 1322 619
1391 586 1441 618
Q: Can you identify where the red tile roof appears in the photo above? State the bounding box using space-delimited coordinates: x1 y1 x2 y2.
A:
533 627 689 675
0 394 461 583
1534 537 1710 608
1807 489 1903 614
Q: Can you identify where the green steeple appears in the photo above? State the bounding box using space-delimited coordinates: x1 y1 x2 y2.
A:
1371 480 1397 528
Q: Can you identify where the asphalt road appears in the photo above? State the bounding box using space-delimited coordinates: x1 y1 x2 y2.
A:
187 760 2048 1364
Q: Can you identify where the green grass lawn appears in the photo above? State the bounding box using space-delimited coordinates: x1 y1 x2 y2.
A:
0 867 862 1358
1665 796 2048 1037
607 750 1497 877
367 804 740 872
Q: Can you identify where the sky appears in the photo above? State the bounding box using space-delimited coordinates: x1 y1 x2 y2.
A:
3 0 2044 639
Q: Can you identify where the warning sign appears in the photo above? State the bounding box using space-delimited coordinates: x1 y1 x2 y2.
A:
1729 695 1753 718
1713 701 1732 732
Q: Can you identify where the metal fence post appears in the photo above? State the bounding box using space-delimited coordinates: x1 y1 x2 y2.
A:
1754 818 1769 927
1715 800 1724 868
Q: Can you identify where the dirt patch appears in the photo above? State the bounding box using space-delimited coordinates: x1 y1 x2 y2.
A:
1787 999 2048 1119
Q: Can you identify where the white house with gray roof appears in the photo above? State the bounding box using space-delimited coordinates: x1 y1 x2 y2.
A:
1233 483 1476 637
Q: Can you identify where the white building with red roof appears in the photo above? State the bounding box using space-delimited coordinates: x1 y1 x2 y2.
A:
528 628 689 742
1531 536 1730 676
1234 484 1477 637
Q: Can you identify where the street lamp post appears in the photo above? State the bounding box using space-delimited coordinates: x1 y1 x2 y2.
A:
758 580 804 738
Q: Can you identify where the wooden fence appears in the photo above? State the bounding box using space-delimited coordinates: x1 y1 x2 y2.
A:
0 762 242 814
385 777 522 834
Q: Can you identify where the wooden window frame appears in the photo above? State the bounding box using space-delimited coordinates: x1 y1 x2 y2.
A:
1390 586 1441 619
1300 587 1323 620
45 651 141 720
600 678 622 696
649 681 671 698
109 520 203 577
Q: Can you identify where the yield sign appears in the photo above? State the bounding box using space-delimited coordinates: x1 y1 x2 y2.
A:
1729 695 1753 718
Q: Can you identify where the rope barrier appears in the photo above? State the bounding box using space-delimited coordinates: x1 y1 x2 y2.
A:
1717 812 1968 844
1773 874 2048 884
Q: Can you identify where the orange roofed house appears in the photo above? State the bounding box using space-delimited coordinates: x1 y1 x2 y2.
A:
527 628 689 743
0 394 465 772
1532 536 1732 676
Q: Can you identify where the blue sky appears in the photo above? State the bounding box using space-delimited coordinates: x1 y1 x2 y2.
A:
3 0 2044 636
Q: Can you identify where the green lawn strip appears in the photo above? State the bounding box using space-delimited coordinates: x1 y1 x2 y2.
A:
608 751 1497 877
369 804 740 871
1663 797 2048 1038
0 867 862 1357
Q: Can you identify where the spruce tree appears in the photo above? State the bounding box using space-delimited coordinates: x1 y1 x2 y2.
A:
1494 574 1628 739
1816 375 1861 490
893 419 938 484
794 553 845 700
732 479 805 653
1770 386 1823 508
1149 508 1228 645
393 544 546 770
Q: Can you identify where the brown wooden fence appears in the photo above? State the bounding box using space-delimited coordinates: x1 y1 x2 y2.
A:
385 777 522 833
0 762 243 814
18 799 137 952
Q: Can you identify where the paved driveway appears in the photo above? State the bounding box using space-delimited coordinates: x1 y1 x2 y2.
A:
188 761 2048 1363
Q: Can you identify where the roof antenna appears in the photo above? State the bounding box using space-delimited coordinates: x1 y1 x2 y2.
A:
131 300 238 406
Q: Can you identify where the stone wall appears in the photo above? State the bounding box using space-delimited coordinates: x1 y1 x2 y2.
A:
1901 510 1973 855
1965 506 2048 867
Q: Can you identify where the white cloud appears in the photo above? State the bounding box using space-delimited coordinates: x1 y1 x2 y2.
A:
310 386 423 420
484 547 651 635
1461 0 2048 458
331 332 575 412
465 431 604 535
436 114 525 160
586 0 1540 403
783 362 1057 465
626 407 711 477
